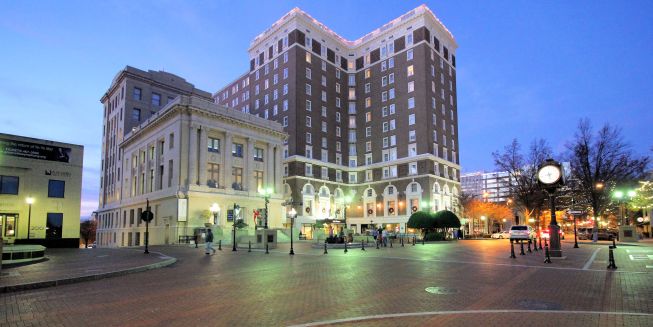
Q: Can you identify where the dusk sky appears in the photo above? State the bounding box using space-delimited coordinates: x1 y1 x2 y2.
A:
1 1 651 218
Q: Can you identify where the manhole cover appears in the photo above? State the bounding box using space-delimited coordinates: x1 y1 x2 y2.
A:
516 299 562 310
425 287 458 295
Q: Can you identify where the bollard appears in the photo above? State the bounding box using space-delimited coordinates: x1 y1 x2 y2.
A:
544 245 552 263
376 239 380 249
533 239 538 252
544 237 548 248
539 237 543 250
248 241 252 253
401 237 405 247
413 236 416 246
324 242 328 254
218 240 222 251
390 238 393 248
519 240 525 255
361 240 366 251
265 243 269 254
422 237 425 246
344 242 348 254
612 238 617 249
607 246 618 269
527 239 532 253
510 240 516 259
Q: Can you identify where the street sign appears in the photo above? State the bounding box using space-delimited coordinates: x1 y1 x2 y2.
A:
567 210 584 215
227 210 234 222
141 210 154 222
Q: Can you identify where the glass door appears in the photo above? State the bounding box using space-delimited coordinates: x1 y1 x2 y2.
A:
2 214 18 241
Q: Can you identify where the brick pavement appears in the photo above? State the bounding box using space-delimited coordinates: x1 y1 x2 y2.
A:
0 240 651 326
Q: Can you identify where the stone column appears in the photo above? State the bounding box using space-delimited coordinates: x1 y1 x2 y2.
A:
198 127 208 186
267 143 275 191
275 145 283 195
223 132 232 189
246 138 255 191
188 124 199 185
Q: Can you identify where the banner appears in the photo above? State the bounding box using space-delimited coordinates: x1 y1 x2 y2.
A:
0 138 71 163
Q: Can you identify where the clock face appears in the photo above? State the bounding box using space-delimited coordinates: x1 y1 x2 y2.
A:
538 165 561 184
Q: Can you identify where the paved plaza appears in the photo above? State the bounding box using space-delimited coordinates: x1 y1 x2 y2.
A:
1 239 652 326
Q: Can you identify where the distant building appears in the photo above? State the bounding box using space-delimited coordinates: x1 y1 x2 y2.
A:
95 67 286 247
461 171 512 203
0 133 83 247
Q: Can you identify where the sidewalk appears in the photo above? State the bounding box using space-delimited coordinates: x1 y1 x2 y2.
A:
0 247 176 293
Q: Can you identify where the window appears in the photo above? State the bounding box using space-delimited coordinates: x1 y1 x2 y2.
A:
321 167 328 179
365 112 372 122
365 69 371 79
388 57 394 68
381 60 387 71
207 163 219 188
321 75 326 86
306 100 312 111
408 97 415 109
382 76 387 87
348 88 356 100
365 97 371 108
321 61 326 71
0 176 19 194
389 88 395 99
322 106 327 117
407 34 413 45
133 87 142 100
336 127 341 137
322 121 327 132
305 52 311 63
382 106 388 117
366 141 372 152
408 81 414 93
365 83 371 93
409 130 416 142
232 167 243 190
366 126 372 137
132 108 141 122
208 138 220 152
47 179 65 198
232 143 243 157
407 65 414 77
254 171 264 190
348 74 355 85
254 147 264 161
283 68 288 79
336 83 341 93
306 132 312 144
389 73 395 84
46 213 63 239
152 93 161 106
389 119 396 130
284 52 288 63
305 163 313 176
306 68 311 79
382 91 388 102
336 112 341 122
283 99 288 111
282 116 288 127
336 170 342 181
348 172 357 183
322 137 327 148
305 83 311 95
407 49 413 60
336 98 341 108
409 114 415 125
306 116 312 127
321 90 327 102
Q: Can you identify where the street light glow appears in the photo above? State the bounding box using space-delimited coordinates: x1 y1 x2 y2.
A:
614 190 624 199
627 190 637 198
210 203 220 213
26 197 34 204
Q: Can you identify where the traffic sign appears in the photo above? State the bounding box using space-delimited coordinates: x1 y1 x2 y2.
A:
141 210 154 222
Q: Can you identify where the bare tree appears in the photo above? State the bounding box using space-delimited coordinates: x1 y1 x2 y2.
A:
80 219 97 248
492 138 552 229
565 119 649 220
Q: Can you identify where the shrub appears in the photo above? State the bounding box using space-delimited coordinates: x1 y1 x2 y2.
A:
424 231 446 241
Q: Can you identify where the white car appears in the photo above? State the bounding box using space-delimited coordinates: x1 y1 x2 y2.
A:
509 225 535 240
491 231 510 239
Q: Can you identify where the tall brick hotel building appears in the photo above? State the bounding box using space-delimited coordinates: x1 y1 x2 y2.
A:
215 5 460 237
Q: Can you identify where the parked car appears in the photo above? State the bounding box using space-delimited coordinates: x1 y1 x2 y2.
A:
509 225 535 240
491 231 511 239
597 229 617 241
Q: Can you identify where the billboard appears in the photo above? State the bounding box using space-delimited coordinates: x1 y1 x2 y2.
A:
0 138 71 163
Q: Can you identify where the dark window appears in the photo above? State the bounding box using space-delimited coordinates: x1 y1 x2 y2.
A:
394 36 406 52
48 180 65 198
433 37 440 52
132 108 141 122
0 175 19 194
232 143 243 157
296 30 306 46
268 46 273 59
312 40 321 55
355 57 364 70
258 52 264 66
424 28 431 44
340 57 348 70
250 59 255 71
130 209 134 225
452 55 456 67
46 213 63 239
327 48 335 63
443 47 449 61
277 39 283 53
254 147 264 162
370 48 380 63
152 93 161 106
133 87 142 100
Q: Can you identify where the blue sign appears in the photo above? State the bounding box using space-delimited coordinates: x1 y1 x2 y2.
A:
227 210 234 222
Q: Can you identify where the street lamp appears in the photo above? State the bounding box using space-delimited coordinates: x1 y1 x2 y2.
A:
26 197 34 240
289 208 297 255
210 203 220 225
232 204 240 251
259 187 273 229
343 194 352 230
613 189 637 225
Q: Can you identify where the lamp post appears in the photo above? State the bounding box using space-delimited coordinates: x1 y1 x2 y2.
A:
343 194 352 230
259 187 273 229
289 208 297 255
232 203 240 251
572 198 579 248
26 197 34 240
210 203 220 226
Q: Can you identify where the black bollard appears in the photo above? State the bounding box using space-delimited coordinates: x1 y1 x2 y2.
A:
344 242 348 254
265 243 269 254
361 240 365 251
533 239 538 252
539 236 543 250
422 237 425 245
390 238 393 248
519 240 525 255
376 239 380 249
607 246 618 269
612 238 617 249
218 240 222 251
544 245 552 264
510 240 516 259
401 237 405 247
248 240 251 253
413 236 416 246
527 239 532 253
324 242 328 254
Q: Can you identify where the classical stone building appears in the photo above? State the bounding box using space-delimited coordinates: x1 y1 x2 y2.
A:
0 133 83 247
215 5 461 237
95 68 286 247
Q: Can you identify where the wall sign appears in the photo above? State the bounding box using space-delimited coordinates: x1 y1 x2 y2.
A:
0 138 71 163
177 198 188 222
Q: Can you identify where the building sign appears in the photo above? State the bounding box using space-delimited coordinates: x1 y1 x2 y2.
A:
177 198 187 222
0 138 71 163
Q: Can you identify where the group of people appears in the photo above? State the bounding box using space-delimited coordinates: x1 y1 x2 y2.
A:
372 228 389 247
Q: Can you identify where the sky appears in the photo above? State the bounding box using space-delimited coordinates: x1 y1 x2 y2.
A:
1 0 652 219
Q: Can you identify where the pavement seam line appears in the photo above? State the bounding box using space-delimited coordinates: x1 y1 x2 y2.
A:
287 309 653 327
582 247 602 270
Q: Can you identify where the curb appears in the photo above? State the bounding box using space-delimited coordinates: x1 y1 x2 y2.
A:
0 254 177 294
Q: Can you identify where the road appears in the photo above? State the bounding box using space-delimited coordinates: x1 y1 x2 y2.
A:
1 239 652 326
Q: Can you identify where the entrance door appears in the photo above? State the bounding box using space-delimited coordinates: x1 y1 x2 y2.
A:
46 213 63 239
1 214 18 241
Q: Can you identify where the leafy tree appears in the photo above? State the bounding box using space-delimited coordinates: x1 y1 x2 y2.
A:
565 119 649 220
407 211 432 230
493 138 551 228
80 219 97 248
435 210 461 228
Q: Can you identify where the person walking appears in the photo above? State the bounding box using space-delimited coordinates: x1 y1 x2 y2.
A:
382 229 388 247
205 228 216 255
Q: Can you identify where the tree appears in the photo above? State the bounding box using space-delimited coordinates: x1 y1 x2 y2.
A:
407 211 432 230
435 210 461 229
80 219 97 248
565 119 649 219
492 138 551 227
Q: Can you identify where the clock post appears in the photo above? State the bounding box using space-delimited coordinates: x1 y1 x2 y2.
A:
537 159 564 257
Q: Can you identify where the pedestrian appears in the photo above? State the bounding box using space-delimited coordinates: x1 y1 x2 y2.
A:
372 228 378 241
205 229 216 255
193 234 199 248
382 229 388 247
